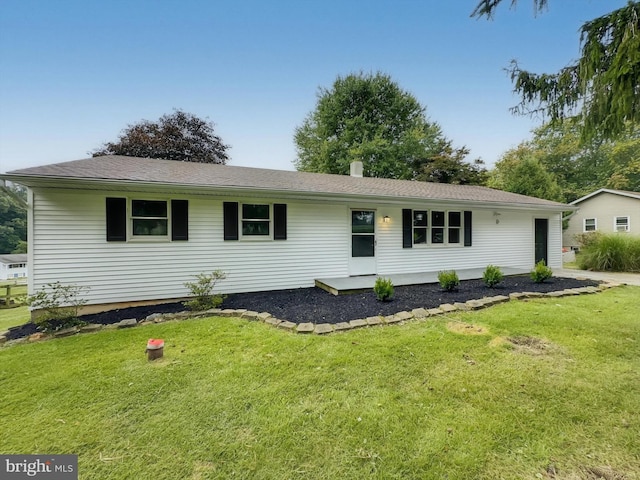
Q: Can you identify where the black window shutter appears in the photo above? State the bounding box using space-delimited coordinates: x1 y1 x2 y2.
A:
106 197 127 242
402 209 413 248
464 210 472 247
223 202 239 240
171 200 189 241
273 203 287 240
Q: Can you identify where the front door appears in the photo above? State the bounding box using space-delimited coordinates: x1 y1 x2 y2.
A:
350 210 376 275
534 218 549 265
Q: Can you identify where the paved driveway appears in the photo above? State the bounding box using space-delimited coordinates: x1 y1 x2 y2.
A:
557 268 640 286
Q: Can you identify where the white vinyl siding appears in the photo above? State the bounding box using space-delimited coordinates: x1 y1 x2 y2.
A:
30 190 348 306
29 188 564 308
377 207 563 275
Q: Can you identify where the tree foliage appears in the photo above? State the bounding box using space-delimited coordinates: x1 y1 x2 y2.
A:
294 72 486 184
473 1 640 142
93 109 230 164
489 147 564 201
495 120 640 201
0 184 27 254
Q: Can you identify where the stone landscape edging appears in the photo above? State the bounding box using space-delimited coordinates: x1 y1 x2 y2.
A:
0 282 620 346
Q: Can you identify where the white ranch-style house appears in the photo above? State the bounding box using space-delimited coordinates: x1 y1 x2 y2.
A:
1 156 572 313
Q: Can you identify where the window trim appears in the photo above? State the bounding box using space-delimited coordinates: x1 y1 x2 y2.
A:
240 203 273 240
130 199 170 240
583 218 597 232
614 216 630 232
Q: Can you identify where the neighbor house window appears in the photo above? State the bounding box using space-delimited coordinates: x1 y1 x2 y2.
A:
615 216 630 232
242 204 270 237
132 200 168 236
584 218 597 232
8 263 25 269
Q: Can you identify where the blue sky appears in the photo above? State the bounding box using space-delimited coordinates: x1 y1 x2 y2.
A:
0 0 624 173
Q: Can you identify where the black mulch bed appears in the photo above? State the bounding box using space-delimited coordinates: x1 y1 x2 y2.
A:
6 275 599 340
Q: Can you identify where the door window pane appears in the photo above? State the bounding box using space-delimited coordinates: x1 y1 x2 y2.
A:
352 235 375 257
352 211 375 233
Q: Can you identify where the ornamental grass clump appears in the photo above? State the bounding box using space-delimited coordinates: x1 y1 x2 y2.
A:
578 233 640 272
373 277 394 302
482 265 504 288
530 260 553 283
438 270 459 291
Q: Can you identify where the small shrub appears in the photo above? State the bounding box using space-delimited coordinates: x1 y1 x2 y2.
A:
183 270 227 311
482 265 504 288
438 270 459 291
578 233 640 272
373 277 394 302
27 282 90 332
530 260 553 283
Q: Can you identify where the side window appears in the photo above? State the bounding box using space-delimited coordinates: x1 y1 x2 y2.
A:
106 197 188 242
584 218 597 232
242 204 270 237
224 202 287 241
132 200 168 237
615 216 629 232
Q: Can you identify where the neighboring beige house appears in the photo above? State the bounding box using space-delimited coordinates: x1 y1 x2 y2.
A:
563 188 640 249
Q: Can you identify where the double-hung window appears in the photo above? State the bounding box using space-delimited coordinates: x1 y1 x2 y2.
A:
615 216 630 232
242 204 271 237
584 218 597 232
106 197 188 242
413 210 428 245
132 200 168 237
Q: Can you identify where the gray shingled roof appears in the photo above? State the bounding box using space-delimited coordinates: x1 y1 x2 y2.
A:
4 155 569 208
0 254 27 264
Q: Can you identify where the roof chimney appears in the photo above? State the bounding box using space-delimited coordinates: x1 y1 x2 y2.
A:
350 161 363 178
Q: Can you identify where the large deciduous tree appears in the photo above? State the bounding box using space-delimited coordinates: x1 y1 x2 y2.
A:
493 120 640 201
294 72 486 184
489 146 564 201
473 1 640 142
93 109 230 164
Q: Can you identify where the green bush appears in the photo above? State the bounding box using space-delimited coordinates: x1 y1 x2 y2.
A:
573 231 603 249
530 260 553 283
482 265 504 288
578 233 640 272
27 281 90 332
438 270 459 291
183 270 227 311
373 277 394 301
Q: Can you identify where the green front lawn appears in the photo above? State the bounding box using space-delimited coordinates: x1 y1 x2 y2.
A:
1 287 639 479
0 305 29 331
